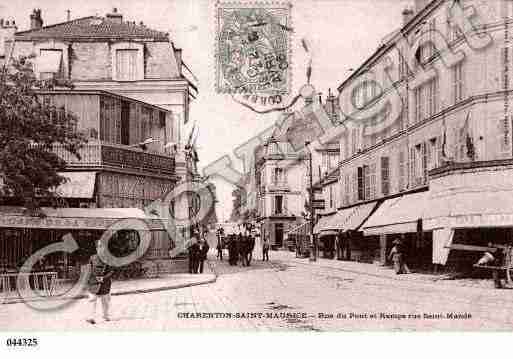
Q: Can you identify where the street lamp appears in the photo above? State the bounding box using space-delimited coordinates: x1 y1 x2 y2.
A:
304 141 317 262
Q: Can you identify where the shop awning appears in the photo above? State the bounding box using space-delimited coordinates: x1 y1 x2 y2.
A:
322 207 355 231
54 172 96 198
0 206 165 230
362 191 429 236
313 213 335 234
286 222 310 235
319 230 338 237
424 189 513 230
343 202 379 232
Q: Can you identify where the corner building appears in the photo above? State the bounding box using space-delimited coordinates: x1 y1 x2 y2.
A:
330 0 513 270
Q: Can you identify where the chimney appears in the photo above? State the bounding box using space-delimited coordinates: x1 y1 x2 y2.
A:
30 9 43 30
66 10 71 22
106 8 123 24
402 7 415 27
1 17 18 57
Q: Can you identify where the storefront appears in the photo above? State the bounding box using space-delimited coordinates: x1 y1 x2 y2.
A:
424 162 513 271
363 191 432 269
313 213 336 258
341 202 380 263
285 222 311 255
0 206 171 279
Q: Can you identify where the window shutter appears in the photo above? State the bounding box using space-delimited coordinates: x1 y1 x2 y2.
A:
283 195 288 215
381 156 390 196
364 165 370 200
409 147 415 187
422 142 428 184
370 162 377 199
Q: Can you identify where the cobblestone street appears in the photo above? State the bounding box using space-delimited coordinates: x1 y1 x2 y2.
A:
2 246 513 331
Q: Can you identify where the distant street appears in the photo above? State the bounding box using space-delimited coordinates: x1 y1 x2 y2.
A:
3 236 513 331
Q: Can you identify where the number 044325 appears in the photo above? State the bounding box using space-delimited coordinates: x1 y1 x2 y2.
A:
6 338 38 347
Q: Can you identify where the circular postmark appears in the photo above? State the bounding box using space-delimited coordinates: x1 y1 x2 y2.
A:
216 4 291 111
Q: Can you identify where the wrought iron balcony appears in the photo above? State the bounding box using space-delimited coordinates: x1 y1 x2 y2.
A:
50 142 175 176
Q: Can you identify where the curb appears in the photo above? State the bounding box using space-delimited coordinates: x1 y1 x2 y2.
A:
2 262 218 305
284 257 475 286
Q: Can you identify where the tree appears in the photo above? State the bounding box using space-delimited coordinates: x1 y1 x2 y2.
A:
0 56 87 212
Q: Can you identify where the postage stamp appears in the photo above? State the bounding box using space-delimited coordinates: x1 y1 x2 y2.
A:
215 1 292 106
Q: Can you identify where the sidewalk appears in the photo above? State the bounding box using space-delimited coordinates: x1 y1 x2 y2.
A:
271 250 498 290
2 261 216 305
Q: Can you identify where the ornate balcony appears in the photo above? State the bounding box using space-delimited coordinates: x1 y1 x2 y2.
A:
267 180 290 191
51 142 175 176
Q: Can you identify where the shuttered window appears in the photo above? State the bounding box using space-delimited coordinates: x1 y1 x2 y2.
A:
370 163 377 199
116 49 138 81
357 167 364 201
398 151 406 191
421 142 428 184
452 61 464 104
381 157 390 196
364 165 371 200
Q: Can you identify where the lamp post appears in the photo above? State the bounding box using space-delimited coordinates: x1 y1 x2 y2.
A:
304 141 317 262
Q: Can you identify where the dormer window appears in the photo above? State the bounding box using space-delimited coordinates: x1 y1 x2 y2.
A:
116 49 138 81
111 42 144 81
36 49 63 80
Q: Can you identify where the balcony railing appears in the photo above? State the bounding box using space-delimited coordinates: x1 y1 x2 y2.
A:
50 143 175 175
267 180 289 191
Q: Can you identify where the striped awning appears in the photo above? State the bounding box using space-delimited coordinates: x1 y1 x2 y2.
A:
362 192 428 236
313 213 335 234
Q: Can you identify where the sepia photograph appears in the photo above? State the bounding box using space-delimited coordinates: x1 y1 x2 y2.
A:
0 0 513 355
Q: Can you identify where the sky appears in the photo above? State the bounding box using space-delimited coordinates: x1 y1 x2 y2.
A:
1 0 412 221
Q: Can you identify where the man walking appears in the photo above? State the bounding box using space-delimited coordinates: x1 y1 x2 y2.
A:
388 238 410 274
86 240 114 325
262 237 270 262
198 237 210 274
189 236 200 274
247 233 255 266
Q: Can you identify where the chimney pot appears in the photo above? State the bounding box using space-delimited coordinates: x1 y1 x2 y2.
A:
30 8 43 30
106 8 123 24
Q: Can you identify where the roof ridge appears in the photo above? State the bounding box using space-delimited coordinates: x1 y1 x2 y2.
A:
15 15 97 35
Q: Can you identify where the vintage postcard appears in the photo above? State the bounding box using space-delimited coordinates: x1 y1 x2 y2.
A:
1 0 513 349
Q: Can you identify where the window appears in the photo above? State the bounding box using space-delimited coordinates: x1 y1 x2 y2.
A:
344 174 350 205
116 49 138 81
414 78 438 123
428 138 438 170
381 157 390 196
351 128 358 154
329 186 333 209
273 167 284 184
370 163 377 199
398 151 406 191
274 195 283 214
452 62 465 104
364 165 370 200
357 166 364 201
37 49 63 80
